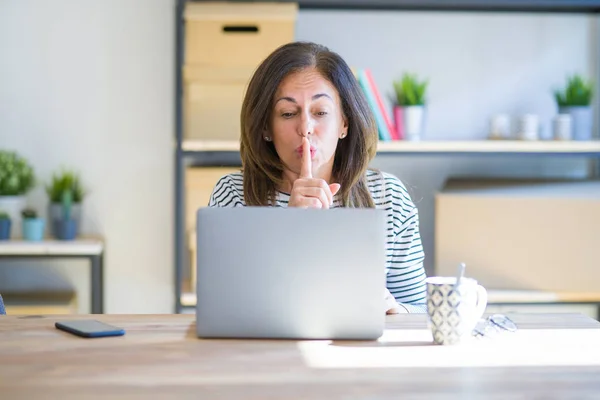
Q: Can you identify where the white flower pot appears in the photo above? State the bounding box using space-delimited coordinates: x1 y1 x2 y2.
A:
559 106 593 141
0 196 26 239
403 106 426 141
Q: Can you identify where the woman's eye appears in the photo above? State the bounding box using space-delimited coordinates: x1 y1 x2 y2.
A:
316 111 328 116
281 112 295 118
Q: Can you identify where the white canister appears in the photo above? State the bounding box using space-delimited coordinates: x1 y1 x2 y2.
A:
518 114 539 141
553 114 572 141
489 114 511 140
403 106 425 141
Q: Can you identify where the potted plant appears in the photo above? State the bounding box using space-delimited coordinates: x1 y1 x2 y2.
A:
0 211 11 241
393 73 429 141
21 208 45 242
46 169 85 238
53 190 78 240
554 74 594 141
0 150 35 238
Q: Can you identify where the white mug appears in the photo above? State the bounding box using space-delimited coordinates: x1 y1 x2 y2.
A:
426 277 488 345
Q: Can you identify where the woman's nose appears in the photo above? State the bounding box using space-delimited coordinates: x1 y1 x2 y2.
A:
299 115 315 137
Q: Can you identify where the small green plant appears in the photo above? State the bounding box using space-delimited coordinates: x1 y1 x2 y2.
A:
393 73 429 106
46 169 85 203
0 150 35 196
21 208 37 219
61 189 73 221
554 74 594 107
0 211 9 220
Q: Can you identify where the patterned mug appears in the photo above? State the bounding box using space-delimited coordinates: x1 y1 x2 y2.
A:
426 277 488 345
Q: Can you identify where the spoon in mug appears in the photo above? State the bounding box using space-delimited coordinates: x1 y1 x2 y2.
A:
455 262 466 287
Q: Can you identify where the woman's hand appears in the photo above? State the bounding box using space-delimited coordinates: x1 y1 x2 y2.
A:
385 288 408 314
288 137 341 209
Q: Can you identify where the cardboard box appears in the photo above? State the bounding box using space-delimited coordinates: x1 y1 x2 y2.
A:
185 167 241 290
185 166 241 231
183 66 250 141
182 2 298 141
435 178 600 292
184 2 298 68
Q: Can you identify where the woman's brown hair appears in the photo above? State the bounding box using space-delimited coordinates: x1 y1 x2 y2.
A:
240 41 378 207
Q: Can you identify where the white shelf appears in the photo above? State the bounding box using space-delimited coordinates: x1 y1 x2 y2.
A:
181 292 196 307
181 289 600 309
488 290 600 304
183 140 239 152
0 238 104 256
182 139 600 154
376 140 600 153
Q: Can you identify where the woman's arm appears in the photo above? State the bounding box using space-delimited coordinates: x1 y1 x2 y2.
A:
386 206 428 313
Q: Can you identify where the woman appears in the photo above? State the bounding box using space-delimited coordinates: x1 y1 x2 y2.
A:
208 41 427 313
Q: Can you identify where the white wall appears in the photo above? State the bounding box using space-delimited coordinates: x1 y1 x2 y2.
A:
0 3 595 312
297 10 595 274
0 0 174 313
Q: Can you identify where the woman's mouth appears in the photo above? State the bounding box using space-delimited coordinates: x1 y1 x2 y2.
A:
296 145 316 159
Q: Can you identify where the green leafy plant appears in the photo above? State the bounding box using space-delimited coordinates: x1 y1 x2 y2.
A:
21 208 37 219
61 189 73 221
46 169 85 203
0 211 9 220
0 151 35 196
554 74 594 107
393 73 429 106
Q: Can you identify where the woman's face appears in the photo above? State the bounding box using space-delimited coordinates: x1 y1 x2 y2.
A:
269 67 348 182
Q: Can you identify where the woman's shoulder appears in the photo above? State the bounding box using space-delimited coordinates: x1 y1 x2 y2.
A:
209 172 245 206
365 169 416 209
214 172 244 190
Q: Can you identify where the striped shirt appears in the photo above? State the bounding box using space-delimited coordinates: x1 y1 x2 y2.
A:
208 169 428 313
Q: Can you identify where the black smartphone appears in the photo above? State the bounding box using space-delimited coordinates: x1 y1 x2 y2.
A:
55 320 125 338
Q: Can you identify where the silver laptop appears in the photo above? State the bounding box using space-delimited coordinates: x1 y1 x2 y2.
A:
195 206 387 340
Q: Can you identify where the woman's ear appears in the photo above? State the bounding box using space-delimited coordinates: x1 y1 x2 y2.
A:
340 117 349 139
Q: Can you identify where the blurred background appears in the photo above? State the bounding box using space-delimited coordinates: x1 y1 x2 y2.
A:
0 0 598 319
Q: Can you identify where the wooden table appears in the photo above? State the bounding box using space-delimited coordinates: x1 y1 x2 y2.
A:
0 238 104 313
1 313 600 399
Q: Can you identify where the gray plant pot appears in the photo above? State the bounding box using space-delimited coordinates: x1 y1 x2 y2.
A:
559 106 593 141
48 203 82 236
54 219 77 241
